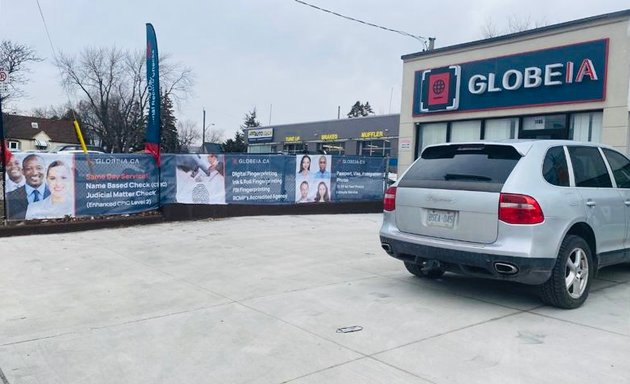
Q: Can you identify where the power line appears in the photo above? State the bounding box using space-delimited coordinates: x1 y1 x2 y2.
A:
35 0 91 155
34 0 75 115
292 0 429 47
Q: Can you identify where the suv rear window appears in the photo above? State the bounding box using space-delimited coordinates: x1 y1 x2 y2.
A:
398 144 522 192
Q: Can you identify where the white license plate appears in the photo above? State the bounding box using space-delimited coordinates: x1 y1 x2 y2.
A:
426 209 456 229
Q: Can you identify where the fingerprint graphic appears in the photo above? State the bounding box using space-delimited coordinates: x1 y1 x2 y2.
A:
192 183 210 204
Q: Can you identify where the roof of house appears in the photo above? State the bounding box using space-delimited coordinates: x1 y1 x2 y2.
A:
2 114 80 144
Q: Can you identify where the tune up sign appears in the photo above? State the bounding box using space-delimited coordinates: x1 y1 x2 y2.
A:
413 39 608 115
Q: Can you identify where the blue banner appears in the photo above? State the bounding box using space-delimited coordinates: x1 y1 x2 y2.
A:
4 153 387 221
159 154 177 204
413 39 608 115
332 156 388 202
226 154 294 204
145 23 161 164
74 154 160 216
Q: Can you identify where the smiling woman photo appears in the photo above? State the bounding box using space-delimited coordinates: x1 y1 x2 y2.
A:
297 155 311 177
314 181 330 203
25 160 75 219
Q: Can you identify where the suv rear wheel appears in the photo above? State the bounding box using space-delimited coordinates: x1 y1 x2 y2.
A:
539 235 593 309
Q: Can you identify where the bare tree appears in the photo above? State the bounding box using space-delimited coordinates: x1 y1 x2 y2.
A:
176 120 225 151
31 103 75 119
177 120 201 149
481 15 548 38
0 40 43 104
56 47 194 152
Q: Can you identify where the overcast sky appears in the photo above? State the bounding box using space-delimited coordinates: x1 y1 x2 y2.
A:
1 0 628 141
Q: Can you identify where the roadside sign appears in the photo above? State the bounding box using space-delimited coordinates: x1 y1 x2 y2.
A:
0 68 9 93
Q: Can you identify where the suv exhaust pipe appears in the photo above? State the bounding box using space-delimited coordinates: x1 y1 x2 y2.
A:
381 243 394 255
494 262 519 275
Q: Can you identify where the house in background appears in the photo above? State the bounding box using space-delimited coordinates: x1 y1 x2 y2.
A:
2 114 80 152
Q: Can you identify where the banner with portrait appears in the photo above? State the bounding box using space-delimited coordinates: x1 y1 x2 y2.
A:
3 153 387 220
4 153 75 220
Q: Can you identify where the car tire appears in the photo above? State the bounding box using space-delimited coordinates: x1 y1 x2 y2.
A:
539 235 593 309
404 261 445 279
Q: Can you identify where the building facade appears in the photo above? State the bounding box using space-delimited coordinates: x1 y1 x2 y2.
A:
246 114 399 167
398 10 630 173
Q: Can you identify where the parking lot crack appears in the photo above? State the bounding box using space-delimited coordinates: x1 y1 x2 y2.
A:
0 366 10 384
0 331 79 348
523 311 630 338
370 311 522 357
280 355 439 384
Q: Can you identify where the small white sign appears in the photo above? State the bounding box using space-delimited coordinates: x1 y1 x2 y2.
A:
0 68 9 93
400 138 412 151
248 128 274 142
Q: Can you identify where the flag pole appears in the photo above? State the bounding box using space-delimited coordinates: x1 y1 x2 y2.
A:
0 95 8 221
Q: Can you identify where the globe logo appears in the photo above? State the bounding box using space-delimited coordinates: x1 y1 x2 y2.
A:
432 79 446 95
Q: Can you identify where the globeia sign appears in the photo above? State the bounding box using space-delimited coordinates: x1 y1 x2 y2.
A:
413 39 608 115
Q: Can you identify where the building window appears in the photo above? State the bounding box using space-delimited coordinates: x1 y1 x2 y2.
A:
34 139 49 150
520 114 568 139
484 118 518 140
317 142 345 155
570 112 602 143
248 144 274 153
8 141 20 150
283 143 306 154
450 120 481 143
417 122 447 153
522 114 566 130
360 140 391 157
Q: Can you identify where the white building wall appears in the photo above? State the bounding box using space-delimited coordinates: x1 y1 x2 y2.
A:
399 14 630 173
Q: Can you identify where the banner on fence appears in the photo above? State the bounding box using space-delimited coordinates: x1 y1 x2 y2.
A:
4 153 74 220
74 154 161 216
3 153 387 220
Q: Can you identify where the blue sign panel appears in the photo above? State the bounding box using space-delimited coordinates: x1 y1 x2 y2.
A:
332 157 387 202
159 154 178 204
413 39 608 115
225 155 294 204
74 154 160 216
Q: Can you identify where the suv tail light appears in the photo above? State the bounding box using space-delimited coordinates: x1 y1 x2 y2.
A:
499 193 544 224
383 187 397 211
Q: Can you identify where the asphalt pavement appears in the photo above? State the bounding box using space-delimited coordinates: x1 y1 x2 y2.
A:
0 213 629 383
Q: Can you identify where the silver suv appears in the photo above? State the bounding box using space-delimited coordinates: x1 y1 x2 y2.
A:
380 140 630 308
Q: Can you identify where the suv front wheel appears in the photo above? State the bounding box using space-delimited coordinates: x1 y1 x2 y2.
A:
539 235 593 309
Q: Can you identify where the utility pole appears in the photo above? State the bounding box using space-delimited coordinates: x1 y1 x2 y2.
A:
202 108 206 153
0 92 7 220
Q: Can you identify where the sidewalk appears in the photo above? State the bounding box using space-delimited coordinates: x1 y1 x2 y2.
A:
1 214 629 383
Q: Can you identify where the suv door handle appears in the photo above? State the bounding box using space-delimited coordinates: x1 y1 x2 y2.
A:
586 200 597 207
625 200 630 207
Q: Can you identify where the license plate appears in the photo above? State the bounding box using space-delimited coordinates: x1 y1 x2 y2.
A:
426 209 456 229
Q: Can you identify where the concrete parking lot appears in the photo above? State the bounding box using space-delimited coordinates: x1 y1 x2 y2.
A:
1 213 629 383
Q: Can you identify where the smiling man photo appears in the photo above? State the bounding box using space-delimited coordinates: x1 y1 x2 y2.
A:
6 154 51 220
